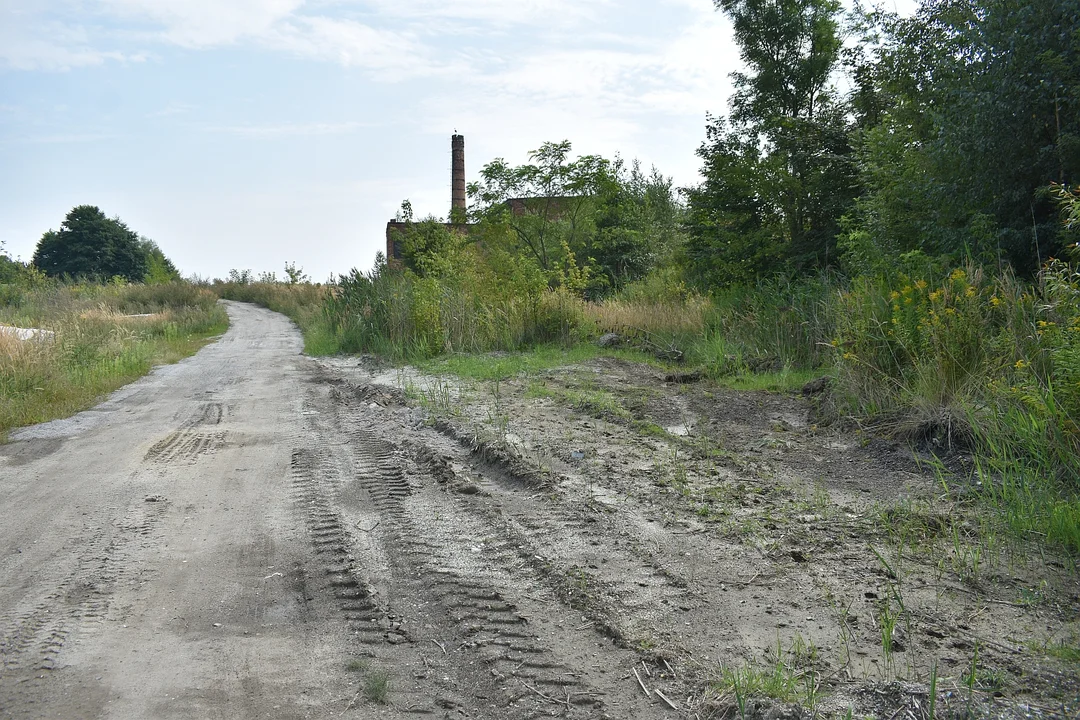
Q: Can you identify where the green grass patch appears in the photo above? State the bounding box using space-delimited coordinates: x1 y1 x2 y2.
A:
713 636 822 712
1034 640 1080 663
362 668 390 704
419 344 656 382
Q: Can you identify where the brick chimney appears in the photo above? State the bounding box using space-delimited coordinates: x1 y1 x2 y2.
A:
451 134 466 220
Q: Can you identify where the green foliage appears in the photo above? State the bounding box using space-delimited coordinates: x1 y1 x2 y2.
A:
140 237 181 284
0 245 47 300
686 0 855 285
324 246 586 360
469 142 684 296
33 206 150 282
689 274 838 374
283 261 310 285
842 0 1080 274
830 260 1080 552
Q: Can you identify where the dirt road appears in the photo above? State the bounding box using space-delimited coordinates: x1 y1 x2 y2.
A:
2 301 1076 719
0 301 661 719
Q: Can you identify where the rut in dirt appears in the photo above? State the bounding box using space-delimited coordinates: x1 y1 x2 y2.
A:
286 372 684 718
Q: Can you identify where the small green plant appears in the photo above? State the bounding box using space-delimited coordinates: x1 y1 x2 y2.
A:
965 641 979 715
714 635 821 712
1034 638 1080 662
928 662 938 720
363 668 390 704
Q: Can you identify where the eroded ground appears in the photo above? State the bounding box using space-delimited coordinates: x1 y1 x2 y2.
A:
316 352 1080 719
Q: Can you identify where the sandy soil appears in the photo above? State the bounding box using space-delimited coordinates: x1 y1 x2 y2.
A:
1 302 1076 719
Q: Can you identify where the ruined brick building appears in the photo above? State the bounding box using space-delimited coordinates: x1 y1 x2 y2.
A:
385 134 468 264
384 134 579 267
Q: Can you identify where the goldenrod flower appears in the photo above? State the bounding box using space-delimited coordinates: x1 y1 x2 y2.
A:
950 268 966 281
915 279 928 290
928 290 941 302
1015 359 1028 369
990 296 1001 307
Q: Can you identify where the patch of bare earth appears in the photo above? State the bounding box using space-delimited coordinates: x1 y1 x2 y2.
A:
318 354 1080 719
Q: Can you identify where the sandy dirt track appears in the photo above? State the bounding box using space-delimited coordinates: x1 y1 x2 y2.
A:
2 301 1077 719
0 301 665 719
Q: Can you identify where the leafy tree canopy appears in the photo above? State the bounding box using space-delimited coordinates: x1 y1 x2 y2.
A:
32 206 178 283
842 0 1080 275
468 141 684 296
686 0 856 286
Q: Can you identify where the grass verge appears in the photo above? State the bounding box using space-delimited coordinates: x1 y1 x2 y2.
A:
1 281 227 437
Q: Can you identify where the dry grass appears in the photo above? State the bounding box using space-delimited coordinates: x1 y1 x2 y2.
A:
1 282 227 436
585 296 710 337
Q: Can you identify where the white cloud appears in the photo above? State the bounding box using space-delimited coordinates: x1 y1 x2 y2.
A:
360 0 605 28
0 8 134 71
99 0 304 47
261 16 445 77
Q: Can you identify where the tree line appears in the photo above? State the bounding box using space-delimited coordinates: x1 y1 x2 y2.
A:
391 0 1078 293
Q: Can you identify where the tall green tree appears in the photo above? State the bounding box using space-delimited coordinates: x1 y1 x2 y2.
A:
687 0 856 285
468 141 607 274
33 205 150 282
469 142 682 296
842 0 1080 273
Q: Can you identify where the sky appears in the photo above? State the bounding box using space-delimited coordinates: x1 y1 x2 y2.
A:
0 0 918 282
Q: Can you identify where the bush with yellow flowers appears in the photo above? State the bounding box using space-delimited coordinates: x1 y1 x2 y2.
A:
834 258 1080 482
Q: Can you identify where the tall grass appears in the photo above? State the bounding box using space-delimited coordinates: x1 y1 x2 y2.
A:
1 281 227 435
322 266 588 360
683 274 838 377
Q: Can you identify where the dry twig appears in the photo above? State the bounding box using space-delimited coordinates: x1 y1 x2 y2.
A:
632 667 651 697
655 689 679 710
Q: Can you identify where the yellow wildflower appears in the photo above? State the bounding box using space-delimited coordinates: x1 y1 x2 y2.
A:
902 285 912 295
965 286 976 297
915 279 928 290
842 352 856 360
928 290 942 302
989 295 1001 307
889 291 900 301
1015 359 1028 369
950 268 966 281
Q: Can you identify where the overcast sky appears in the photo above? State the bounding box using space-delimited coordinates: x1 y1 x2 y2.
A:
0 0 917 282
